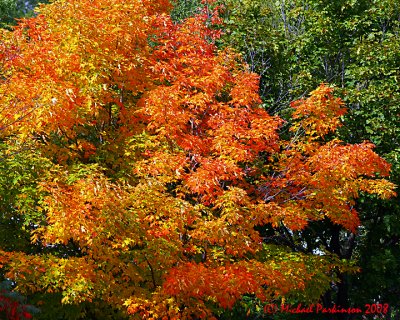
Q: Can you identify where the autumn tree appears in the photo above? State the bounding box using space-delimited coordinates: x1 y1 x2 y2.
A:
0 0 396 319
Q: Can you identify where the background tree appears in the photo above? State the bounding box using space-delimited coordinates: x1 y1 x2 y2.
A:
0 0 49 29
210 0 400 317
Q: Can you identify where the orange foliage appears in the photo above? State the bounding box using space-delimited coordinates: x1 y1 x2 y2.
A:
0 0 396 319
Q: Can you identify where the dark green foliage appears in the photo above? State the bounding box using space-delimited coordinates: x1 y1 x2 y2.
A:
0 0 49 29
26 293 129 320
170 0 202 22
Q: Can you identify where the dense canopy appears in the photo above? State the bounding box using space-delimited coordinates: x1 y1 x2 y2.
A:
0 0 397 319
